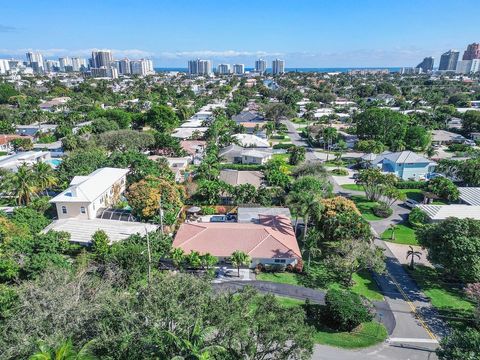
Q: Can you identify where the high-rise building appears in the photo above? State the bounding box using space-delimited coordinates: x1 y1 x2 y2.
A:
233 64 245 75
416 57 434 72
45 60 60 72
118 58 131 75
91 67 118 79
188 59 212 76
59 57 73 72
255 59 267 74
272 59 285 75
129 59 154 76
456 59 480 74
216 64 231 75
439 50 460 71
71 57 87 72
462 43 480 61
26 52 44 73
0 59 10 74
91 50 113 68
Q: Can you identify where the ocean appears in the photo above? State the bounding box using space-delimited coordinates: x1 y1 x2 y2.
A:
154 67 402 73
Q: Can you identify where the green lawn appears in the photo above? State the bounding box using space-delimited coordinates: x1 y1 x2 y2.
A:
275 296 305 308
405 265 474 312
313 321 387 349
350 195 382 221
256 272 301 285
272 153 290 163
381 223 418 245
400 189 424 202
341 184 364 191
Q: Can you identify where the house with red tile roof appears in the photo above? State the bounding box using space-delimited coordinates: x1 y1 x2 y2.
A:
172 215 301 267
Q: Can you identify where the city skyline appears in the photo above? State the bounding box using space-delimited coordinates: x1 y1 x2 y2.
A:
0 0 479 67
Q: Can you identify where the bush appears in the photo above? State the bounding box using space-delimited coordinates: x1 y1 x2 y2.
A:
409 207 428 228
447 143 470 153
395 181 426 189
324 288 373 331
270 135 286 140
218 163 265 171
330 168 349 176
201 206 216 215
273 143 295 150
372 201 393 218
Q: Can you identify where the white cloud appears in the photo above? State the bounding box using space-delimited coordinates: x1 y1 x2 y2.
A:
0 48 154 59
157 50 284 59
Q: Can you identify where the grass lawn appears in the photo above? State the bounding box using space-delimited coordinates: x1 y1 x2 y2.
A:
313 321 387 349
275 296 305 308
405 265 474 312
400 189 424 202
256 271 301 285
341 184 364 191
329 272 384 301
381 223 418 245
272 153 290 162
350 195 382 221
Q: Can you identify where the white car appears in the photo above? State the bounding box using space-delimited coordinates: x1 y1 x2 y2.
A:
404 199 419 209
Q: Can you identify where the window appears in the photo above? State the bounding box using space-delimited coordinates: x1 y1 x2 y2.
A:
61 206 67 214
274 259 286 264
80 207 86 214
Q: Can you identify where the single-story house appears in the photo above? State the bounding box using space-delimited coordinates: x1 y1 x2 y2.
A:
172 214 301 267
0 134 33 153
470 132 480 141
232 111 264 124
166 157 190 183
458 187 480 206
219 169 263 188
233 134 270 148
43 218 158 245
0 151 51 171
219 144 273 165
50 167 129 220
367 151 436 180
39 97 71 112
239 122 267 138
431 130 466 145
172 127 208 140
417 204 480 222
15 123 58 137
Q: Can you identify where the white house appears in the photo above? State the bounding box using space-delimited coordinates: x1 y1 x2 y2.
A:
50 167 129 220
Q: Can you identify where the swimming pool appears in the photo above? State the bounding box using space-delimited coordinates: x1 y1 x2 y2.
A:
46 158 62 167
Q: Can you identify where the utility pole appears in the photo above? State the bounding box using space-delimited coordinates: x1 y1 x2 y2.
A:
144 226 152 289
159 195 164 235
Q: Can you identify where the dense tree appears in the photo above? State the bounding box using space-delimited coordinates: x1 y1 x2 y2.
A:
145 105 180 133
404 125 431 151
417 218 480 282
425 177 460 201
288 145 306 165
57 147 108 185
355 168 397 202
0 83 19 104
96 129 155 151
462 110 480 134
437 328 480 360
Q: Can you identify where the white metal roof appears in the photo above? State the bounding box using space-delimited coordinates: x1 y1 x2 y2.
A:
417 204 480 220
458 187 480 206
233 134 270 148
50 167 128 203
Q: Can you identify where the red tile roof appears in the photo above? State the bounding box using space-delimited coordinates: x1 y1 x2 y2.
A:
173 215 301 259
0 134 32 146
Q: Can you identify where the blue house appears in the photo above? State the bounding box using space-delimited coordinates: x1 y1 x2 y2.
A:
363 151 436 180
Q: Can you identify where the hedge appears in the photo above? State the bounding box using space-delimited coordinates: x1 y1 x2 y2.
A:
273 143 295 150
219 163 265 171
395 180 426 189
324 288 373 331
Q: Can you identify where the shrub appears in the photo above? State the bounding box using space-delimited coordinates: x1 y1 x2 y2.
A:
324 288 373 331
330 168 349 176
395 181 426 189
372 201 393 218
218 163 265 171
270 135 286 140
447 143 470 153
273 143 295 150
409 207 429 228
201 206 216 215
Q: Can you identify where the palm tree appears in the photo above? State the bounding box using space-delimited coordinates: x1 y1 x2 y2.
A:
389 224 398 241
162 320 226 360
200 253 218 270
5 163 38 205
303 232 321 268
406 246 422 270
29 339 96 360
287 191 323 242
33 161 58 194
230 250 251 277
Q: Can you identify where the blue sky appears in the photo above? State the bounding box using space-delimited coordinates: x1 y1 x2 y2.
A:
0 0 478 67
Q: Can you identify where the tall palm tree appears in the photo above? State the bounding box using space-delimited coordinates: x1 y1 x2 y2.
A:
29 339 97 360
287 191 323 242
389 224 398 241
230 250 251 277
303 231 322 268
6 164 38 205
406 246 422 270
33 161 58 194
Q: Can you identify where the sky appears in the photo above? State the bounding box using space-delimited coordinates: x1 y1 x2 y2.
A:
0 0 479 68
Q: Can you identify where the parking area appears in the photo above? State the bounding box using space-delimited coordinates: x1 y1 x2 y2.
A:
212 266 254 283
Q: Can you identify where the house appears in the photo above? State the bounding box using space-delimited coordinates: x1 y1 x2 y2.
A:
219 170 264 188
0 134 33 153
0 151 51 171
367 94 395 105
232 111 264 124
470 133 480 142
166 157 190 183
367 151 436 180
219 144 273 165
233 133 270 148
50 167 129 220
180 140 206 165
39 97 71 112
458 187 480 206
172 127 208 140
15 123 58 137
172 214 301 267
42 218 158 245
431 130 466 145
417 204 480 222
239 122 267 138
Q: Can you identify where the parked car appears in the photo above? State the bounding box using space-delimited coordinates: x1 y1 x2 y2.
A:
404 199 419 209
